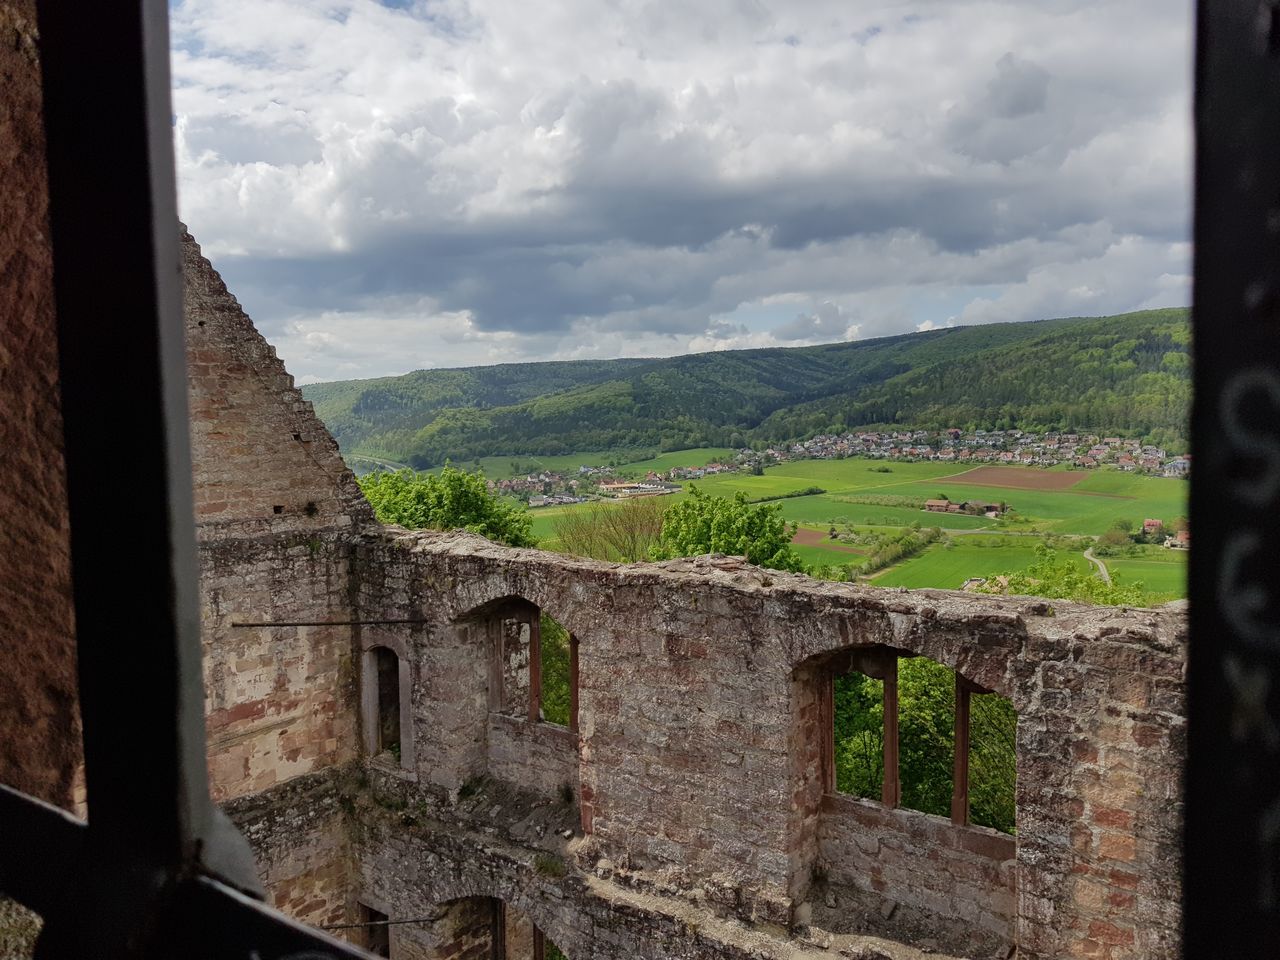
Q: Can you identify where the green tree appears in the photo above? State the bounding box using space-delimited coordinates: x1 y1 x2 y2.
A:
357 466 535 547
984 544 1149 606
539 614 572 726
651 487 804 572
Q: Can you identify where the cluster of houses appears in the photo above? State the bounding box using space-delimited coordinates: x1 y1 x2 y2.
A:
923 498 1007 518
492 466 680 507
741 430 1191 478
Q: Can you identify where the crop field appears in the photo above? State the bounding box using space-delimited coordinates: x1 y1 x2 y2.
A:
937 465 1086 491
514 451 1189 593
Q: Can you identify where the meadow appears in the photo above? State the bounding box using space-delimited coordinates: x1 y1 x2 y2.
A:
870 539 1088 590
515 450 1188 597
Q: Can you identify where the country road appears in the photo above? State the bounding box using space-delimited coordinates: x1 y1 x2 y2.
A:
1083 547 1111 584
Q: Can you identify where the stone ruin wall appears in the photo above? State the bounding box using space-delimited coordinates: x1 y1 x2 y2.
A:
0 204 1189 959
0 12 1187 953
177 231 1186 959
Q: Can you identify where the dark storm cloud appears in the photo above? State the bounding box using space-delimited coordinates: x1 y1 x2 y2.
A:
170 0 1192 381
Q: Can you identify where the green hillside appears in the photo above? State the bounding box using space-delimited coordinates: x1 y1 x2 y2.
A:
301 308 1189 468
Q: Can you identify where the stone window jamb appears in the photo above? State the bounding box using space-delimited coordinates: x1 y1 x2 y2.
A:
361 634 415 775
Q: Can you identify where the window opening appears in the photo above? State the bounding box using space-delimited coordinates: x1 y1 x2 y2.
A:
489 898 566 960
832 668 884 800
360 903 391 957
539 614 573 728
828 647 1015 835
494 606 578 730
967 684 1017 834
375 646 401 757
897 656 955 819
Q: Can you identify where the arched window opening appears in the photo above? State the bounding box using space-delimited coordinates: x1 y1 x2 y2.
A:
827 646 1015 835
375 646 401 757
362 639 413 771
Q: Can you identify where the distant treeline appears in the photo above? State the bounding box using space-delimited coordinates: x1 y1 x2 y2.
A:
750 486 826 502
302 308 1190 468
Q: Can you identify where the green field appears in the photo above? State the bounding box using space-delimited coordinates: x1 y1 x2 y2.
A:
1104 552 1187 597
516 451 1188 595
687 457 1186 536
871 539 1088 590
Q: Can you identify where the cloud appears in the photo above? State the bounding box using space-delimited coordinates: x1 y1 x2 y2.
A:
169 0 1192 382
772 302 858 343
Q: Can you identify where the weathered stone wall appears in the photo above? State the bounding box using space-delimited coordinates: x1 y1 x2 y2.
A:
225 771 357 934
346 531 1186 960
200 532 359 802
816 794 1016 955
182 228 371 537
183 231 373 804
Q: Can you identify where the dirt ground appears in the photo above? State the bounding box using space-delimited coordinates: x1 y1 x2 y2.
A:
792 527 866 554
935 465 1086 491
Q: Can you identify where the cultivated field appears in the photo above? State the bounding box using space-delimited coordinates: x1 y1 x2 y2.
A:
937 465 1086 491
516 450 1188 597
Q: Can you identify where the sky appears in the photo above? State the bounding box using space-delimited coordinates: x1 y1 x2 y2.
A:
169 0 1193 385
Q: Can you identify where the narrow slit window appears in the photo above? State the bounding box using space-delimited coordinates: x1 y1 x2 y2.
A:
374 646 400 756
360 903 390 958
538 614 573 727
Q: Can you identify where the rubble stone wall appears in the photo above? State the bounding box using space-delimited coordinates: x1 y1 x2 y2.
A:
0 0 81 813
225 771 356 934
178 231 1185 959
182 229 371 536
346 530 1186 960
199 532 360 802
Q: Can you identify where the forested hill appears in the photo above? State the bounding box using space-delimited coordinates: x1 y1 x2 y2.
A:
302 308 1190 467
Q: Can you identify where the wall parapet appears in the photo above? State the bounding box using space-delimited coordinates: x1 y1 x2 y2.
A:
338 525 1186 960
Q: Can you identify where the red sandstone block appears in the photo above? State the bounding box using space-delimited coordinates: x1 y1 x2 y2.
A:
1108 869 1140 889
1092 805 1134 830
1088 920 1135 946
1098 832 1137 862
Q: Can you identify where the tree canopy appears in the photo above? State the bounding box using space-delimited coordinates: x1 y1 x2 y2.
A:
983 544 1150 606
651 487 805 572
357 466 535 547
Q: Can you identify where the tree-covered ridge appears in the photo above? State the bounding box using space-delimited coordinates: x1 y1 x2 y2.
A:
303 308 1190 467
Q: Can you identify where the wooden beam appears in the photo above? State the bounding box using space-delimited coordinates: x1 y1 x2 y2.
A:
821 671 835 794
528 615 543 724
882 657 901 807
951 674 971 825
532 926 546 960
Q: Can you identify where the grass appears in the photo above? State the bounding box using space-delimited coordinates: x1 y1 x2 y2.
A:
516 451 1189 593
1105 552 1187 597
872 538 1088 590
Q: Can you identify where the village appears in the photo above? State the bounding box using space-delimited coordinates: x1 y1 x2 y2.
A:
754 428 1191 476
490 428 1190 508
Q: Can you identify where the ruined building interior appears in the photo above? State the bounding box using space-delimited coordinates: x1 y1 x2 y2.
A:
10 2 1272 959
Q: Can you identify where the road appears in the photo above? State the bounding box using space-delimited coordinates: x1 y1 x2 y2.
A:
1083 547 1112 584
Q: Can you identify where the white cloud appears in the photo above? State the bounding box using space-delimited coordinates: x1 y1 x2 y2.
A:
170 0 1193 382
